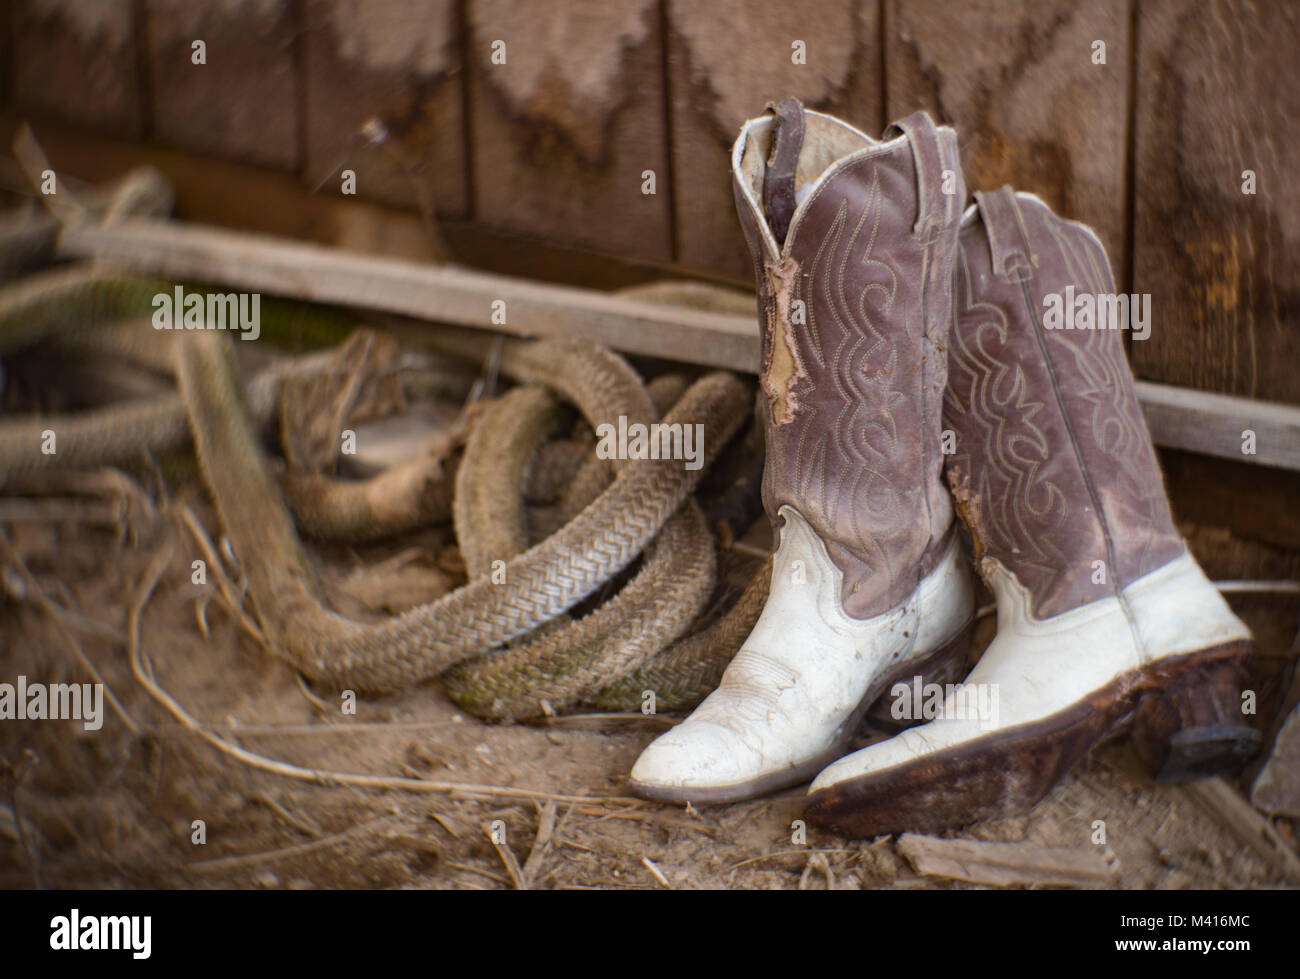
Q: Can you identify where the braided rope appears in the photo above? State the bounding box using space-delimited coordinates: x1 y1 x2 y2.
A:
177 327 752 693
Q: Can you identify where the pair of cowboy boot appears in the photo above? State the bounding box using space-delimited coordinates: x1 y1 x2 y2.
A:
630 99 1258 836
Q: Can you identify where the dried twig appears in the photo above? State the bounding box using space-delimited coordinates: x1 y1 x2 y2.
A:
641 856 672 889
798 851 836 890
293 672 333 714
427 810 460 839
447 861 509 886
174 504 264 643
249 790 323 839
486 823 527 890
521 800 557 888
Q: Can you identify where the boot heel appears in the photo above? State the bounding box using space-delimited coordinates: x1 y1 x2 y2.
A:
865 619 976 732
1130 652 1261 782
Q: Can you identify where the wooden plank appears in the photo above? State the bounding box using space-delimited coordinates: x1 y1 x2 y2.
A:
1131 0 1300 404
58 217 761 372
302 0 467 219
1136 381 1300 473
465 0 672 262
896 833 1116 888
886 0 1131 284
665 0 882 281
143 0 299 169
12 0 144 137
56 217 1300 476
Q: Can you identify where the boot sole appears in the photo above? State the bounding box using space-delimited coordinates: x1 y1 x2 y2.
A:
804 640 1257 838
628 619 976 806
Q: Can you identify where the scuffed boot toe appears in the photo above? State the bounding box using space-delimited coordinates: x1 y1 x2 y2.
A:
629 720 775 805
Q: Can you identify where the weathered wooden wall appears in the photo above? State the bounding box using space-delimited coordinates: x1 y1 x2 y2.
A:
666 0 883 277
6 0 1299 409
1131 0 1299 403
466 0 672 261
885 0 1130 286
13 0 143 137
303 0 467 218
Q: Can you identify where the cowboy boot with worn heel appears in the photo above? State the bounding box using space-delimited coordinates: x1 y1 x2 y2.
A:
628 101 977 804
806 187 1259 837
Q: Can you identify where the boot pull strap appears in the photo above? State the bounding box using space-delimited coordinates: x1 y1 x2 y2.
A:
887 111 957 239
763 97 805 246
974 186 1038 279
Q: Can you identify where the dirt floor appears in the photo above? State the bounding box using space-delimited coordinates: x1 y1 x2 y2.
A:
2 479 1298 890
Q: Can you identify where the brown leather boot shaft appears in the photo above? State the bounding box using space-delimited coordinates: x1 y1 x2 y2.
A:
732 103 964 619
944 187 1185 619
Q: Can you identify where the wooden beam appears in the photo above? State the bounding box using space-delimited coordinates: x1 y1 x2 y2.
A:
58 217 1300 472
59 217 761 372
1136 381 1300 473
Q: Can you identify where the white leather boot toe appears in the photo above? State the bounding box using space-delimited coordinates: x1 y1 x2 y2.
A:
629 506 974 804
